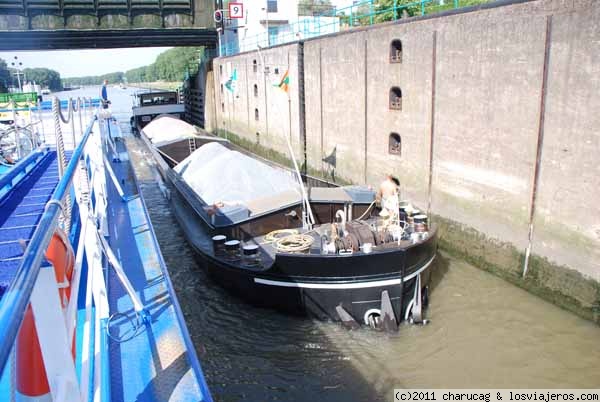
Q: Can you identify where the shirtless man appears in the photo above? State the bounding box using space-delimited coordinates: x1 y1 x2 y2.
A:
377 175 400 220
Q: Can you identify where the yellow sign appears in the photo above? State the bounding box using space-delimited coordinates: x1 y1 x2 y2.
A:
0 110 30 121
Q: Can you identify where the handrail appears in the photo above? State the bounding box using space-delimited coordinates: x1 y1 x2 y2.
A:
0 115 97 376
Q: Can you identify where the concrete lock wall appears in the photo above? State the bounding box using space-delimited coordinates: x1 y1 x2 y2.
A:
208 0 600 322
213 43 303 158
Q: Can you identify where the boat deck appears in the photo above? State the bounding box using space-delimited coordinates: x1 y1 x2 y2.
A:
0 149 72 298
103 119 210 401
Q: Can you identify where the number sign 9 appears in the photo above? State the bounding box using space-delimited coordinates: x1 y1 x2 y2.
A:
229 2 243 18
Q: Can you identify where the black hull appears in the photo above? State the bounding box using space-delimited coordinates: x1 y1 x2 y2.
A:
168 178 437 326
197 246 432 325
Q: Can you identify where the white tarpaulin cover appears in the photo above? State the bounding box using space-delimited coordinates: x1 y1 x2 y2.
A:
143 115 198 146
174 142 300 207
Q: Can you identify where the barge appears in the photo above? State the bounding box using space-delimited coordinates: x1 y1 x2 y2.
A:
140 115 438 330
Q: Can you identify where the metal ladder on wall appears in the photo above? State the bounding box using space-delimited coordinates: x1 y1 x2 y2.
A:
188 137 197 154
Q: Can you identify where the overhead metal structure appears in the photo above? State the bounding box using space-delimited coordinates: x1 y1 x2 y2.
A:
0 28 217 50
0 0 216 49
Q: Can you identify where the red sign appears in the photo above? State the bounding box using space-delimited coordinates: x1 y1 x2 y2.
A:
228 2 243 19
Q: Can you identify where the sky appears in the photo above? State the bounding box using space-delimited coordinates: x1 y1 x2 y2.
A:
0 47 171 78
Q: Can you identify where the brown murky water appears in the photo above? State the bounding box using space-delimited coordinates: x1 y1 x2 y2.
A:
68 87 600 401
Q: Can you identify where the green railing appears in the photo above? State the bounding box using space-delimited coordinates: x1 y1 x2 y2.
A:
220 0 490 56
0 92 38 107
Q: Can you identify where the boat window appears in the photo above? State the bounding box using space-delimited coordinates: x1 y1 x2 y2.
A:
390 39 402 63
140 92 178 106
389 87 402 110
253 84 258 97
255 108 259 120
389 133 401 155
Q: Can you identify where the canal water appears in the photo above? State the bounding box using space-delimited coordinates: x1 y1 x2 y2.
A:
55 87 600 401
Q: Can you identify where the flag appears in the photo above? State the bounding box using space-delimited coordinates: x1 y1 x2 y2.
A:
224 68 237 93
275 70 290 93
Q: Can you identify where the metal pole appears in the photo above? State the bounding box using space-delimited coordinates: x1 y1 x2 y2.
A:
11 101 21 159
78 98 83 137
369 0 374 25
266 7 269 47
16 71 22 93
421 0 425 15
394 0 398 20
218 28 222 57
69 98 77 148
37 99 45 144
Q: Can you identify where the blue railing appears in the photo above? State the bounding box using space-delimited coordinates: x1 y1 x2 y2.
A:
0 148 49 198
220 0 490 56
0 115 97 376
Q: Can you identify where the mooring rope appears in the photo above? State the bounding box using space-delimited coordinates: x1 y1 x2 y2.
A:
53 96 72 234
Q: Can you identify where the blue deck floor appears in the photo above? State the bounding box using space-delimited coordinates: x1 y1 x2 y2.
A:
0 150 72 299
103 120 211 401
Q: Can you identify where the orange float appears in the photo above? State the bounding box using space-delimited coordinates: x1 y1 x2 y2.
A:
16 229 75 400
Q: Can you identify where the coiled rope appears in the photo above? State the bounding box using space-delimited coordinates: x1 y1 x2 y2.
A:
273 234 314 253
264 229 315 253
264 228 299 243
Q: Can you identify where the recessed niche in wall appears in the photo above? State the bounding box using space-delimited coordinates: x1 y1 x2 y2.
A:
253 60 257 73
389 87 402 111
221 102 225 112
255 108 259 121
253 84 258 97
389 133 401 155
390 39 402 63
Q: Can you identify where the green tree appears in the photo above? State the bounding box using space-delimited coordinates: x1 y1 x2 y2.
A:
66 46 204 85
298 0 335 16
22 67 63 91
